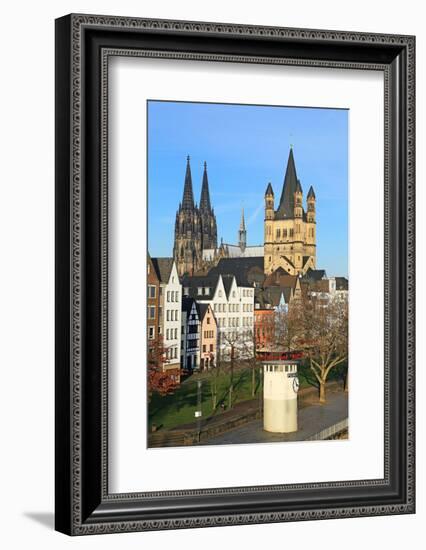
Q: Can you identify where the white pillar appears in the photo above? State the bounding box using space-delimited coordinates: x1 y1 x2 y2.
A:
263 361 299 433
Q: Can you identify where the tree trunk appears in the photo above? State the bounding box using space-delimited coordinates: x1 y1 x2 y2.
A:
211 386 217 410
251 363 256 397
319 380 326 404
228 345 234 409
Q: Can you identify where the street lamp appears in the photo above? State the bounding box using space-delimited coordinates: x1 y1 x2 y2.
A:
195 379 202 442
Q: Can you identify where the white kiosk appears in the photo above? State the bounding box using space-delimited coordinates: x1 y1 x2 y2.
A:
263 361 299 433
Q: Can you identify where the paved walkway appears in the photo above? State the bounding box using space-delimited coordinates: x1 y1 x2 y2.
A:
201 392 348 445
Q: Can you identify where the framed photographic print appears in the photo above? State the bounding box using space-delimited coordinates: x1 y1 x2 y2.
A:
55 14 415 535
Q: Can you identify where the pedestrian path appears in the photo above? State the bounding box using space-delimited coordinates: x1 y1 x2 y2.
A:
202 392 348 445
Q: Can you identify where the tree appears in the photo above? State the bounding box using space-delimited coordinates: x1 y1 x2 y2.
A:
220 327 253 409
274 300 304 352
147 336 179 400
298 297 348 404
208 352 221 410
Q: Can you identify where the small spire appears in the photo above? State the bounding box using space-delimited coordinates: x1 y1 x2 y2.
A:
240 207 246 231
307 185 316 199
238 206 247 253
265 182 274 196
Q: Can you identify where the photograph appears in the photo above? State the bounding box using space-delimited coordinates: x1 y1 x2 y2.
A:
146 100 349 448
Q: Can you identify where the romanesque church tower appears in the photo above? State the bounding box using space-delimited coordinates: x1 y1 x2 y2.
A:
264 148 316 275
173 157 218 276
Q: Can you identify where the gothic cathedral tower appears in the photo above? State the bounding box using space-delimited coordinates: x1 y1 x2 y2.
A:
199 162 217 251
264 148 316 275
173 157 203 276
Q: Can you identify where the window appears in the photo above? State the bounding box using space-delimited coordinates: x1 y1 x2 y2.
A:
197 287 203 295
207 317 210 324
232 291 236 298
218 290 223 297
148 306 156 319
184 287 189 295
148 285 156 299
203 345 206 353
276 228 281 238
283 228 287 238
148 326 155 339
166 310 170 321
167 291 170 302
289 228 294 237
210 344 213 352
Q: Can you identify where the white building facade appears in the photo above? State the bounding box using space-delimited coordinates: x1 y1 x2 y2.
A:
152 258 182 377
188 274 255 361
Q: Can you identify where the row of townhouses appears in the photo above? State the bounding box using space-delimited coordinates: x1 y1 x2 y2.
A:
147 253 348 382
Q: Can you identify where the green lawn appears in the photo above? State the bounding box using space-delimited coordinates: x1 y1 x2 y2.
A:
148 361 343 431
148 366 261 430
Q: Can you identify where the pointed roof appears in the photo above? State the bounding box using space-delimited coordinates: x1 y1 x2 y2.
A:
181 156 195 209
239 207 246 231
151 257 175 283
265 182 274 196
276 148 300 219
307 185 316 199
199 161 211 211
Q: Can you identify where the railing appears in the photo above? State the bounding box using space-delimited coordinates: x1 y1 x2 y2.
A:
305 418 348 441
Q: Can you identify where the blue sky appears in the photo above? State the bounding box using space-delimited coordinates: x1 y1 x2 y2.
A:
147 101 348 277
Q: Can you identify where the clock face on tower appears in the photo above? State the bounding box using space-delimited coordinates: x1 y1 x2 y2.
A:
292 377 300 393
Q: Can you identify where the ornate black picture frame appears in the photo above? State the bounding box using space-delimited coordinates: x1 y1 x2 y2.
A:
55 14 415 535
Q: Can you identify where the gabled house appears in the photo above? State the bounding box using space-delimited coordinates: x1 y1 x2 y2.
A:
151 257 182 380
198 303 217 370
181 297 200 372
182 273 255 360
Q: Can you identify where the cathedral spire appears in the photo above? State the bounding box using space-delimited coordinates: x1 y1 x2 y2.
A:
238 207 247 253
276 148 299 219
240 207 246 231
181 155 195 210
199 161 212 212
